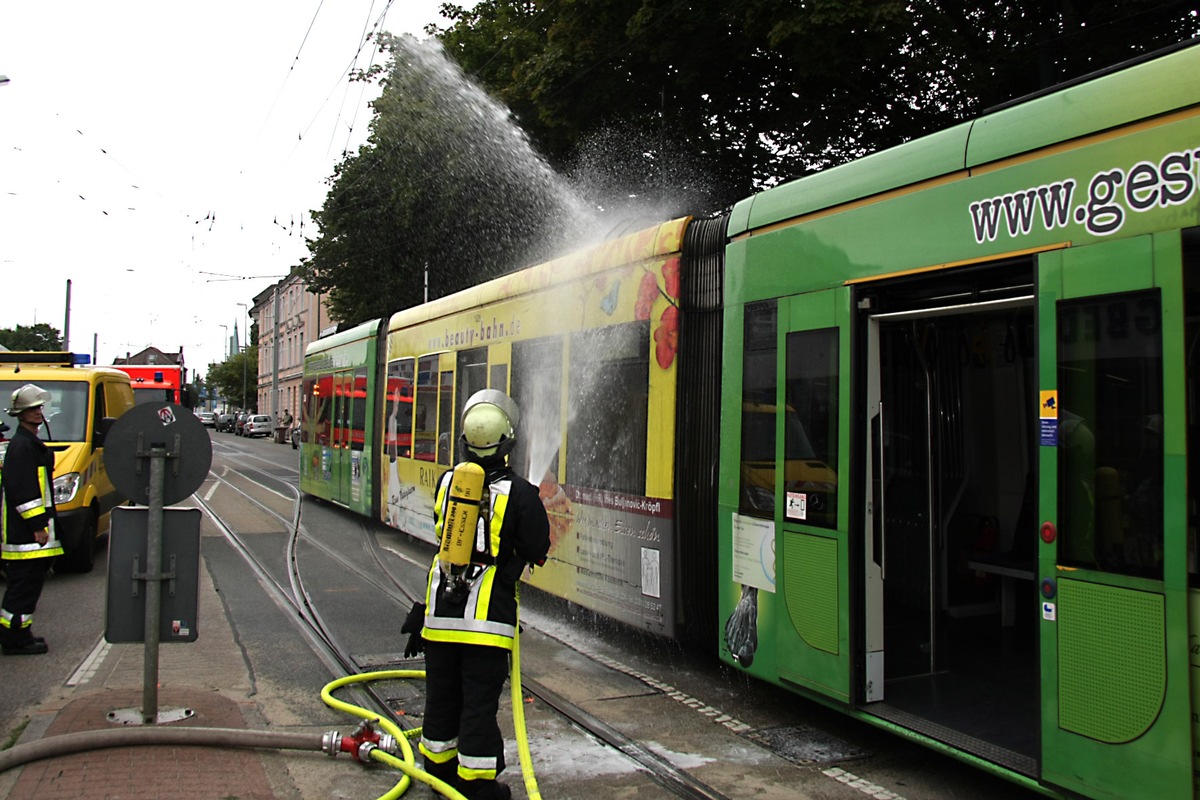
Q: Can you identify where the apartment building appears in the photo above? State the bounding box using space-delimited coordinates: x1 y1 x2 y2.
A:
250 274 333 423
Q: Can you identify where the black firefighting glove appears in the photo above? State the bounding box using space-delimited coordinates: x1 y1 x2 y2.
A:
401 602 426 658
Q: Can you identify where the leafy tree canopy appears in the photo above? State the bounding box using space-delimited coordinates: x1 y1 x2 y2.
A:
0 323 64 352
206 347 257 412
434 0 1200 206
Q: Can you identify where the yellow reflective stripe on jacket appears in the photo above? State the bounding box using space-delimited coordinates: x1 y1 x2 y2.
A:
2 462 62 560
18 466 53 520
2 541 64 559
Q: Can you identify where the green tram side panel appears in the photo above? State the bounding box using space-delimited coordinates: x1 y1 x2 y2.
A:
1057 579 1165 743
782 533 839 654
778 532 847 701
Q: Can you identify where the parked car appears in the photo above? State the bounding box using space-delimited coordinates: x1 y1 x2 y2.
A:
216 413 235 432
195 411 216 427
244 414 274 438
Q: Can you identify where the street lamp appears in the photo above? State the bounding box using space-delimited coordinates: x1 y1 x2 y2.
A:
237 302 249 411
219 324 229 359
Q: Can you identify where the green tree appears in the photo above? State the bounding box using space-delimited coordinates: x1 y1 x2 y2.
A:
0 323 63 351
206 348 257 411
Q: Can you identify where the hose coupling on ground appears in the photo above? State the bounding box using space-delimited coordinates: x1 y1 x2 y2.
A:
323 719 395 762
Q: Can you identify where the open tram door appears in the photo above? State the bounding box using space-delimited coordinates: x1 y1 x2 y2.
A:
1035 234 1192 800
859 258 1041 774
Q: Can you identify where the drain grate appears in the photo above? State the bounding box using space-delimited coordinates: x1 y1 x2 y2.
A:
743 724 870 765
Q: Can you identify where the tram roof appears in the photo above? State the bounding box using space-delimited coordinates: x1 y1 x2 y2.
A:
385 216 690 334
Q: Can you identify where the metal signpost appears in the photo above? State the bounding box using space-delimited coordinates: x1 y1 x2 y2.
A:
103 404 212 725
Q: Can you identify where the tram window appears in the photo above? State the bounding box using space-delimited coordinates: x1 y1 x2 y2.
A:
385 359 414 460
451 345 489 462
1057 290 1163 579
456 347 488 428
350 368 368 451
567 321 649 495
511 336 563 484
783 328 839 529
438 368 454 465
491 363 508 393
301 377 316 445
740 300 778 518
416 356 439 462
316 376 332 445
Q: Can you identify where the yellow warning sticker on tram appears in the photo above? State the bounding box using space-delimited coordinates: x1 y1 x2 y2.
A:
1040 391 1058 418
1039 391 1058 446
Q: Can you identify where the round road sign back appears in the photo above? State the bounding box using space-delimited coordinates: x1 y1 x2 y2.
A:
104 404 212 506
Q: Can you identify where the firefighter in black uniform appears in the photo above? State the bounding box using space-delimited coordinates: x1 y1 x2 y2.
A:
1 384 63 655
403 389 550 800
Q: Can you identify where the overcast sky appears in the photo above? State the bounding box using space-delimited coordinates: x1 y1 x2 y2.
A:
0 1 459 374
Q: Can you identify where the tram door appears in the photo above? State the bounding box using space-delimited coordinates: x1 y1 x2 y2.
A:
772 290 853 703
861 261 1043 771
1036 235 1192 799
864 295 1036 668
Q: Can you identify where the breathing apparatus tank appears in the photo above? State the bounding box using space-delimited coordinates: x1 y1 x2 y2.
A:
439 460 488 599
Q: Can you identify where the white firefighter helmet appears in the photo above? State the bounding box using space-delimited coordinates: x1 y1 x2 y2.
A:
7 384 51 417
460 389 519 459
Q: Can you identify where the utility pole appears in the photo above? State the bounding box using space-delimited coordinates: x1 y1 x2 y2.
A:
64 279 72 351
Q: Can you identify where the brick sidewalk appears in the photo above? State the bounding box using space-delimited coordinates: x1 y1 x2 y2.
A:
6 688 277 800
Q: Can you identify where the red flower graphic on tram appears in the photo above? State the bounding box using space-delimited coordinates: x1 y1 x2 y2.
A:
635 259 683 369
655 305 679 369
662 257 680 300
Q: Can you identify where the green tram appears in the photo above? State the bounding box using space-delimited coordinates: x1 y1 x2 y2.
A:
298 319 384 516
299 42 1200 797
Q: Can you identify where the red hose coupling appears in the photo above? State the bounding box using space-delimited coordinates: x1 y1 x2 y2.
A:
344 720 392 762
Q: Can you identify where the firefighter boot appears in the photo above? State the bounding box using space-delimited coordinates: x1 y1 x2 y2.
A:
424 758 464 796
1 614 48 655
